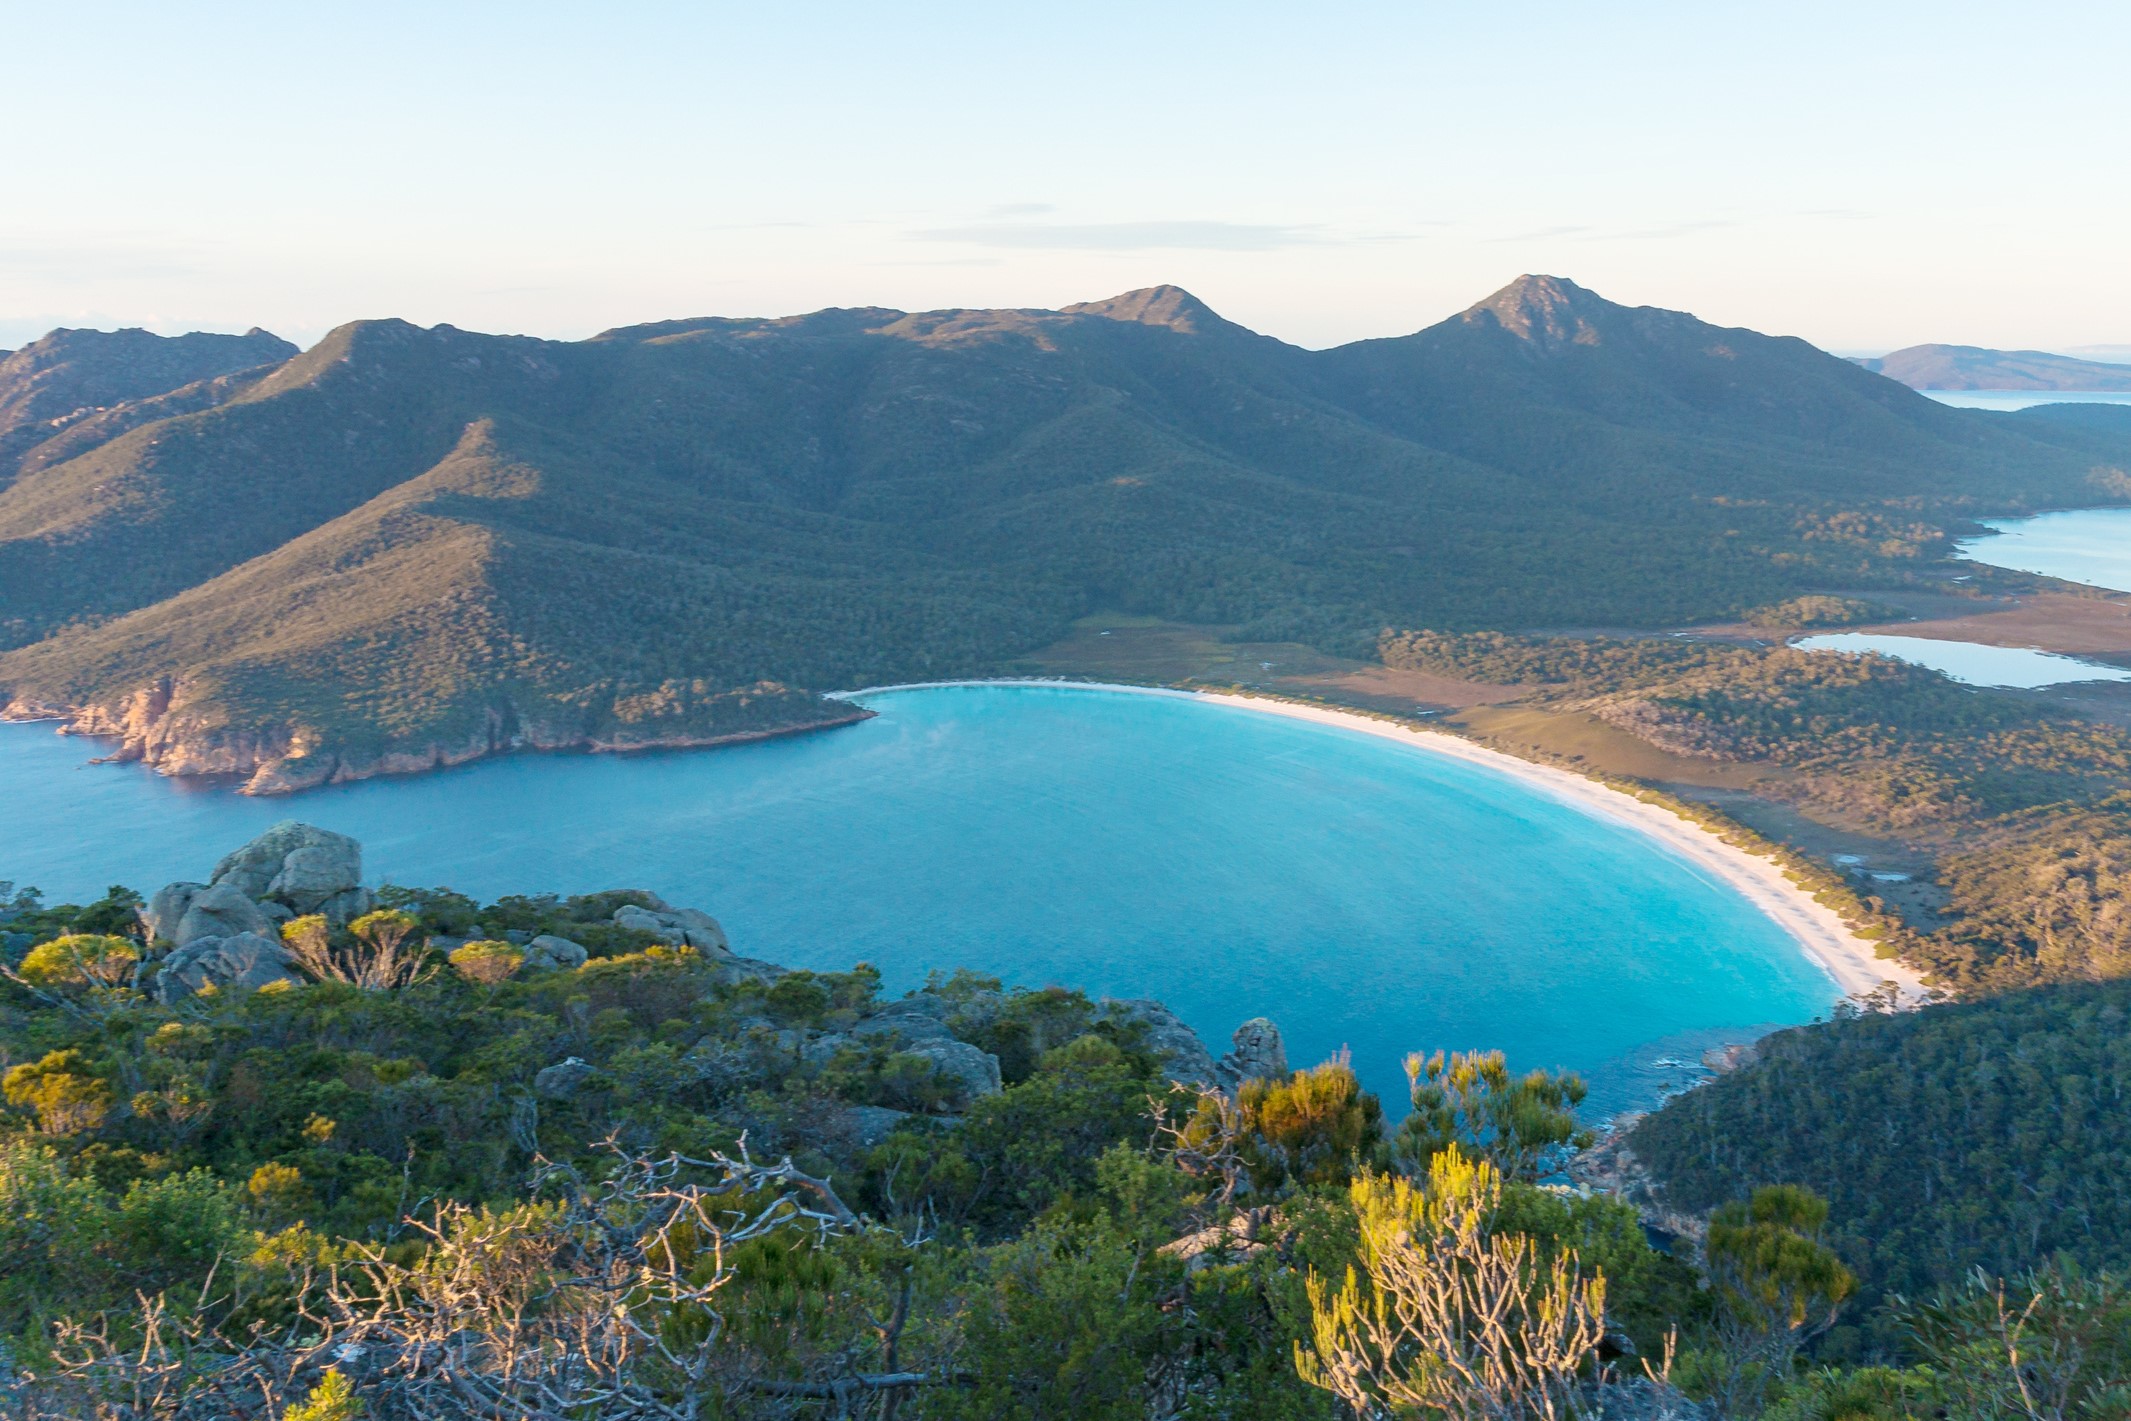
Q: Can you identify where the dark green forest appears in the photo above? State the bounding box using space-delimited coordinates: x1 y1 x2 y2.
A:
1629 981 2131 1331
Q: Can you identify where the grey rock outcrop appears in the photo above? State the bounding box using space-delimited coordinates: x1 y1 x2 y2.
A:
905 1038 1002 1102
534 1057 596 1099
886 992 952 1020
143 882 205 943
154 931 299 1003
210 822 365 918
831 1105 915 1148
1215 1018 1288 1090
1160 1206 1290 1274
852 1005 955 1047
711 956 789 987
612 900 731 955
1101 998 1219 1086
522 935 589 973
316 887 373 922
173 881 275 947
267 842 363 912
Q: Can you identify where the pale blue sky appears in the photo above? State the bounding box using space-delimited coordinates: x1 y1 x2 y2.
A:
5 1 2127 353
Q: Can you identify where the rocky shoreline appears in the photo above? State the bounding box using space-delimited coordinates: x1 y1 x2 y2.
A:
0 682 874 795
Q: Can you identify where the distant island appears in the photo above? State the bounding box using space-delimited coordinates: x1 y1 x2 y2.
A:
3 276 2128 792
1852 342 2131 391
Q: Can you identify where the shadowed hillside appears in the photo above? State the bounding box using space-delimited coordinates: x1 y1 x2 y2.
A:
1855 342 2131 392
1 277 2124 791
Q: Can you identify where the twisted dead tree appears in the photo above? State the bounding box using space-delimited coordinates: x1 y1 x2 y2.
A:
10 1140 951 1420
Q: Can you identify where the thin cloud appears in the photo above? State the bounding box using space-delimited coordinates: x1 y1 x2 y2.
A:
1486 221 1737 244
1604 220 1738 241
0 241 209 283
915 220 1323 251
986 202 1055 217
865 257 1008 268
1486 224 1592 244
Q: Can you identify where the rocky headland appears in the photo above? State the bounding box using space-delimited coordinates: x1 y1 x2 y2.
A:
2 682 873 795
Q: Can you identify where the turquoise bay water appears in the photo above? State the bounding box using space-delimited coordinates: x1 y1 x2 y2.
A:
1923 390 2131 412
0 685 1841 1116
1792 632 2131 688
1958 507 2131 594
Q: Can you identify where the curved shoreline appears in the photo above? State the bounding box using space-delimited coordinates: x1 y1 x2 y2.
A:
839 678 1925 1005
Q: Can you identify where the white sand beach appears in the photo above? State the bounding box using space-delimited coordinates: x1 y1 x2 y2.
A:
841 679 1928 1004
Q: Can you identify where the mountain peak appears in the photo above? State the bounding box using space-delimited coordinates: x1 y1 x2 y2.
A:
1460 274 1617 348
1063 285 1224 334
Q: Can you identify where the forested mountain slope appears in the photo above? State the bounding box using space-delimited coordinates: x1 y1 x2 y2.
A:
2 277 2124 791
0 326 296 484
1629 980 2131 1325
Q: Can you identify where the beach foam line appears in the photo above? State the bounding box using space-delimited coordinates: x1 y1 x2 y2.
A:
838 679 1926 1004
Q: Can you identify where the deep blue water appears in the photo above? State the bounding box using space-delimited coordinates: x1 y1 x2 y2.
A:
0 684 1841 1116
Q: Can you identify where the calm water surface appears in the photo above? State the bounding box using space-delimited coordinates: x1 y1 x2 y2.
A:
1958 507 2131 594
0 685 1843 1116
1793 633 2131 688
1923 390 2131 412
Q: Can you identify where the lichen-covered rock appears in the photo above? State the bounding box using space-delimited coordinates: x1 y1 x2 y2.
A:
266 841 363 912
612 904 667 936
210 822 362 913
612 902 731 955
668 907 729 953
522 934 589 973
904 1038 1002 1102
173 881 275 947
852 1006 954 1046
534 1057 596 1099
1160 1206 1290 1274
154 931 299 1003
830 1104 915 1149
1101 998 1219 1085
143 882 205 943
314 887 372 923
1216 1018 1288 1090
713 956 789 986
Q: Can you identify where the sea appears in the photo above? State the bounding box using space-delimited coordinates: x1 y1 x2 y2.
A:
1957 507 2131 595
0 683 1844 1117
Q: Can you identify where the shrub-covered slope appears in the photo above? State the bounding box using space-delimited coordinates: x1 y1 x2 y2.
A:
2 276 2123 790
0 326 296 484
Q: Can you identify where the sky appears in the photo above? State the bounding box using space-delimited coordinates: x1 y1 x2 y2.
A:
5 1 2129 355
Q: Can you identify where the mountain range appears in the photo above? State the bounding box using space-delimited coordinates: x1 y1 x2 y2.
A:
1 276 2124 792
1853 343 2131 392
